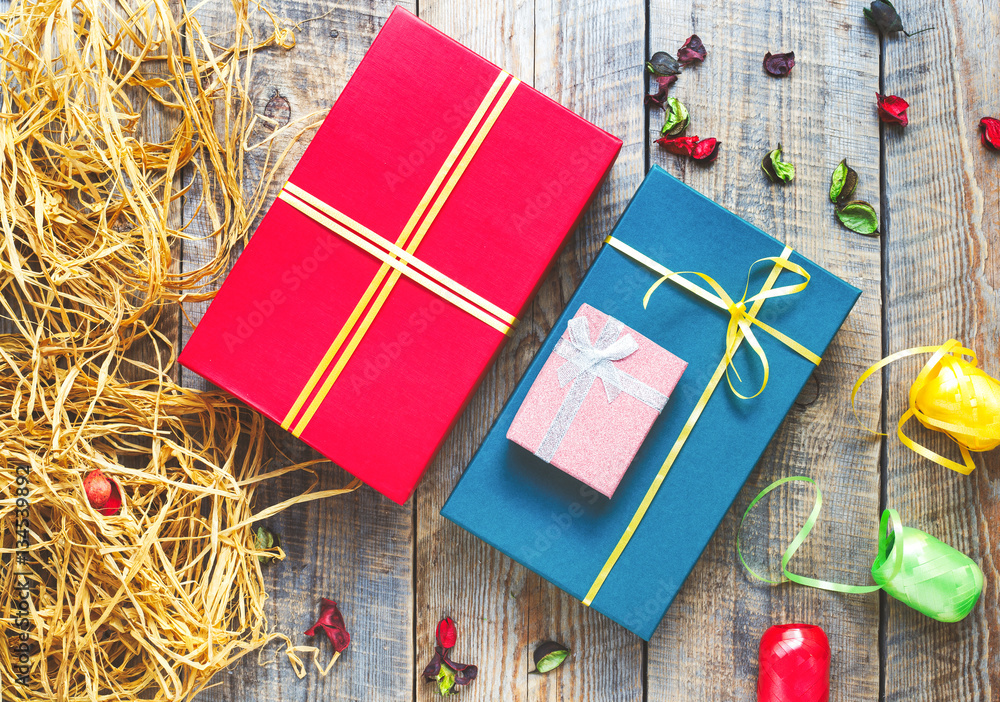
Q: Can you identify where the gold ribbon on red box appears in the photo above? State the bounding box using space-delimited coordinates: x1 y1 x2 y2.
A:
276 71 521 437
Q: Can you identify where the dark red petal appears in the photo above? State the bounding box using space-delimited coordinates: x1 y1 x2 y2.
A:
979 117 1000 149
691 137 720 162
99 479 122 516
305 599 351 652
436 616 457 649
677 34 707 64
763 51 795 76
645 75 677 109
422 649 444 680
440 649 478 686
876 93 909 126
655 135 698 156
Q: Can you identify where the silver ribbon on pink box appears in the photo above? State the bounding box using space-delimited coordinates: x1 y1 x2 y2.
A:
535 316 669 461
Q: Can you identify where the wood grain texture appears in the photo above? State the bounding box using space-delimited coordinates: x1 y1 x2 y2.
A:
178 2 416 700
644 1 884 700
413 0 646 700
882 0 1000 699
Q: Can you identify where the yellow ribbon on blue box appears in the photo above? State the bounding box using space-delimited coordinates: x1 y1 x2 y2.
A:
582 237 821 604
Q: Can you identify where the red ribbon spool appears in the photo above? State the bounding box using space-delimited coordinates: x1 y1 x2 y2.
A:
758 624 830 702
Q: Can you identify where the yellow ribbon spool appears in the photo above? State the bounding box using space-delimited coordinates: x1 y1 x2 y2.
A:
853 339 1000 474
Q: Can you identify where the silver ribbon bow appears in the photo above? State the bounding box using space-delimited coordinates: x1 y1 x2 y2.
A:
534 315 670 463
557 317 640 402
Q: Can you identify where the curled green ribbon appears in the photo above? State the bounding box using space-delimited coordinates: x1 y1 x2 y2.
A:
737 476 984 623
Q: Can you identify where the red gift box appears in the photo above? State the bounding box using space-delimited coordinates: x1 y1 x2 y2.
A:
179 7 622 504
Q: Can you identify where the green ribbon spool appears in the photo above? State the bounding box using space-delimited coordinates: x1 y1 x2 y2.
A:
738 476 984 623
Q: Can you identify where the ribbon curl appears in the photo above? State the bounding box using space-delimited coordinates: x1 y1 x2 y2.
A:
852 339 1000 475
738 476 984 623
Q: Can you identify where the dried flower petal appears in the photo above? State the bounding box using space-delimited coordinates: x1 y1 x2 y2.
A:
836 201 880 235
447 654 478 687
436 663 457 696
254 526 281 565
83 469 111 508
646 51 682 77
661 97 690 136
424 645 477 695
422 649 444 679
876 93 909 126
533 641 571 673
677 35 707 64
656 135 699 156
304 598 350 653
863 0 933 36
691 137 720 162
980 117 1000 150
763 51 795 77
100 482 122 516
436 617 458 649
644 74 677 109
84 469 122 516
829 159 859 204
761 144 795 183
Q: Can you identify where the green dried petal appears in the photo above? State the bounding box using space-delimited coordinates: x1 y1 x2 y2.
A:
532 641 570 674
437 663 457 696
661 97 690 136
836 201 880 235
254 526 281 565
646 51 682 76
536 649 569 673
829 159 858 204
761 144 795 183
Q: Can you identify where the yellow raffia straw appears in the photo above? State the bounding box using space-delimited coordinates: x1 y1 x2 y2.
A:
0 0 353 699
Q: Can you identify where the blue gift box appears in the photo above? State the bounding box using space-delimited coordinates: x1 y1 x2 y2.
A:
441 167 861 640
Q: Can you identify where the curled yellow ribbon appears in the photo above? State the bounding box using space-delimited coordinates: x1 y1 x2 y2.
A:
852 339 1000 475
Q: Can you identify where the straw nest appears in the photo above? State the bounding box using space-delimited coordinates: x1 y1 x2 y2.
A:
0 0 352 698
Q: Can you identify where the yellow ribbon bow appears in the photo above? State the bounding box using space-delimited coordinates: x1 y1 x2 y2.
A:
852 339 1000 474
642 255 820 398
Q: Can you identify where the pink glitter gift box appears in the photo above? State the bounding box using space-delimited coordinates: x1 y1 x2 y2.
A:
507 304 687 498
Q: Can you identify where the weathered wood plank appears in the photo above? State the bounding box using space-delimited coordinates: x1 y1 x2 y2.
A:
414 0 646 700
882 1 1000 699
179 2 415 700
645 2 884 700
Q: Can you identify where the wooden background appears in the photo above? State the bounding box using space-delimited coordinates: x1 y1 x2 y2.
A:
163 0 999 699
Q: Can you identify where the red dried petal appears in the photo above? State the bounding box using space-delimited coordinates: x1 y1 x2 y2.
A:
980 117 1000 150
876 93 909 126
691 137 720 162
656 135 698 156
100 479 122 517
436 616 457 649
83 469 111 508
677 34 707 64
304 598 351 652
763 51 795 77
